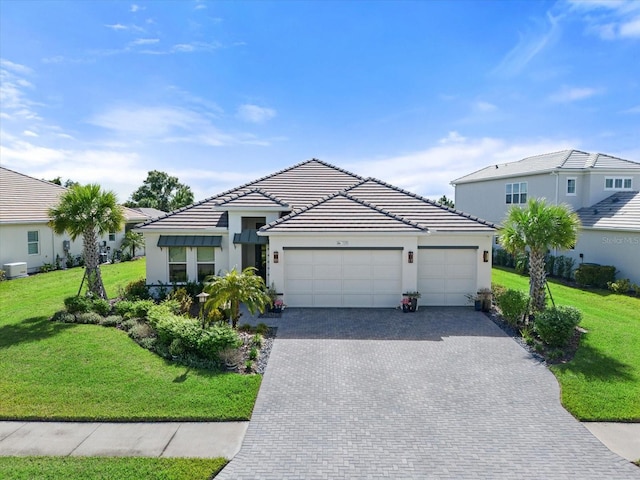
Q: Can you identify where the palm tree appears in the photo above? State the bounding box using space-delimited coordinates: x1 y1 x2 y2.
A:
48 184 125 299
121 230 145 258
203 267 271 328
499 198 580 312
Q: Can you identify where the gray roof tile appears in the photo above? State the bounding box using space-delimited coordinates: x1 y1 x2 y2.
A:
0 167 145 224
452 150 640 184
262 193 427 233
576 191 640 231
216 188 290 209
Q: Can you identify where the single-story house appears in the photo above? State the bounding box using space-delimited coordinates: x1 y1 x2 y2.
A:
138 159 496 307
0 166 147 276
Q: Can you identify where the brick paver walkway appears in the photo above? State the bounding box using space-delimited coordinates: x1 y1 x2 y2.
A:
218 307 639 479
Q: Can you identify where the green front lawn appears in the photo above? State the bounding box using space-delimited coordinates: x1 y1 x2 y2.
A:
0 456 227 480
492 267 640 421
0 259 260 421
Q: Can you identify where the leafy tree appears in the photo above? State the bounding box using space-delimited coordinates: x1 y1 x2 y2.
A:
48 184 125 299
121 230 145 257
203 267 271 328
437 195 454 208
499 198 580 312
126 170 194 212
48 177 78 188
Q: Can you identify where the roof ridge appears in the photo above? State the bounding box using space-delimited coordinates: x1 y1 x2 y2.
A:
341 192 427 231
218 187 290 207
351 177 497 228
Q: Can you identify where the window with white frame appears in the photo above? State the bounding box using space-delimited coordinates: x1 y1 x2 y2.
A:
506 182 527 204
108 232 116 242
566 178 576 196
168 247 187 283
197 247 215 282
605 177 632 190
27 230 40 255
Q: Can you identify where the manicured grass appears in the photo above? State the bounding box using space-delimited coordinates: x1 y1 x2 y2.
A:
0 259 261 421
0 456 227 480
492 267 640 421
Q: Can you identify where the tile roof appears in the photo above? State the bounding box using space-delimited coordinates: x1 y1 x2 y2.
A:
0 167 144 224
261 193 427 233
451 150 640 184
346 178 496 232
139 159 361 230
576 191 640 232
139 158 496 234
216 188 290 209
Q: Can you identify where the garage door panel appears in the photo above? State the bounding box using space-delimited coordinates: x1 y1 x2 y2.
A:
284 249 402 307
418 248 477 307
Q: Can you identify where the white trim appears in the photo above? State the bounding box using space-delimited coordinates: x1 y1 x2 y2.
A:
604 177 633 191
27 230 40 256
566 177 577 196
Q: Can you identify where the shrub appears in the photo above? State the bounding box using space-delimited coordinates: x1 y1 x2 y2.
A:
632 284 640 297
169 338 186 357
114 300 135 317
238 323 254 333
251 333 263 347
64 295 92 314
555 255 566 279
574 264 616 288
183 281 204 299
545 254 556 276
514 253 529 274
119 318 139 332
40 263 56 273
248 346 259 361
122 278 151 300
496 289 529 327
99 315 122 327
168 287 193 315
128 321 155 341
608 278 631 294
562 257 576 281
130 299 156 318
138 337 157 351
534 306 582 347
76 312 103 324
0 269 6 282
91 298 111 316
255 323 269 335
51 310 75 323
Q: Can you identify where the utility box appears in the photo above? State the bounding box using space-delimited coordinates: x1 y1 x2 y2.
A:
3 262 28 279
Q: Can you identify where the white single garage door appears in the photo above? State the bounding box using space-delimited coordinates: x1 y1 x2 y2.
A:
417 248 477 306
284 248 402 307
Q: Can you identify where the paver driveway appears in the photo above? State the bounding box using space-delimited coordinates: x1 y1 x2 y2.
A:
218 308 639 479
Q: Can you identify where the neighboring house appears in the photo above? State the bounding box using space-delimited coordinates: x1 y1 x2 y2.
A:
137 159 496 308
451 150 640 284
0 167 147 276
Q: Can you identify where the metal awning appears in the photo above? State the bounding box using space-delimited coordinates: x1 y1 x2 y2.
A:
157 235 222 247
233 229 268 245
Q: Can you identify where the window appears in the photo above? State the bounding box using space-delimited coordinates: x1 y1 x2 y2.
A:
605 177 632 190
197 247 215 282
168 247 187 283
567 178 576 196
108 232 116 242
27 231 39 255
506 182 527 204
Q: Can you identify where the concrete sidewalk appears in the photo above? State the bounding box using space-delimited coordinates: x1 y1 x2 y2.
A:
584 422 640 462
0 421 248 458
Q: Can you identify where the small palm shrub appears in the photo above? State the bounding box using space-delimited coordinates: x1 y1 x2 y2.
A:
534 306 582 347
495 289 529 327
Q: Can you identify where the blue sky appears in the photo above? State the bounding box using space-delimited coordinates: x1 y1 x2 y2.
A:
1 0 639 203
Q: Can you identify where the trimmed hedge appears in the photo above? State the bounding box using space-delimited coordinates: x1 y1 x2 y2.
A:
534 306 582 347
495 289 529 326
574 264 616 288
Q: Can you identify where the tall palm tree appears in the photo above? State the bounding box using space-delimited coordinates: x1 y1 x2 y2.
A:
48 184 125 299
499 198 580 312
204 267 271 328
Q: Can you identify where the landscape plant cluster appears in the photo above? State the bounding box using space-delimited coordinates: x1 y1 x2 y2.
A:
50 278 269 374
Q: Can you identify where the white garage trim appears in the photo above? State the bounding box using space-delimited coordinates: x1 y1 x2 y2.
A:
417 246 478 306
283 247 403 308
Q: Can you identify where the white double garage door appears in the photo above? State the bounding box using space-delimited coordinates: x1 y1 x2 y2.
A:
283 247 477 307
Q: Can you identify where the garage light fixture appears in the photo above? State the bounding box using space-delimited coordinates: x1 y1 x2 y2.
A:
408 251 414 263
273 251 279 263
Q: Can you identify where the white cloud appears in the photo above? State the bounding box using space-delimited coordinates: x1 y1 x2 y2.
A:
343 134 578 199
23 130 38 137
474 101 498 112
105 23 128 31
0 59 32 75
620 16 640 37
566 0 640 40
236 104 276 123
623 104 640 113
492 12 560 77
130 38 160 46
130 4 144 12
549 86 601 102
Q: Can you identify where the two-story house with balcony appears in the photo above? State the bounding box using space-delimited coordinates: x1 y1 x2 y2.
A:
451 150 640 284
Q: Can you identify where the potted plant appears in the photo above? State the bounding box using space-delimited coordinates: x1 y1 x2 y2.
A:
477 288 492 312
266 282 283 313
402 291 421 312
466 293 482 311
